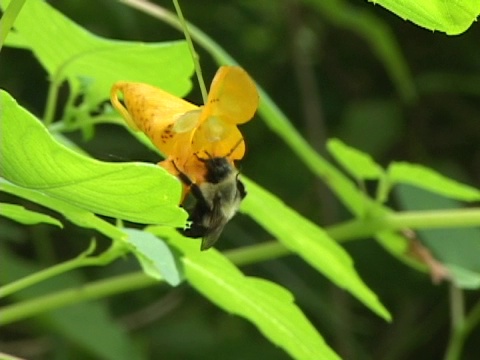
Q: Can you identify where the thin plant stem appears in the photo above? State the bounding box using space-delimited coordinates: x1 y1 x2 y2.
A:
0 0 27 53
449 284 465 331
0 242 123 298
325 208 480 243
444 289 480 360
43 78 60 126
119 0 236 65
0 272 157 325
171 0 208 103
48 115 124 133
0 256 100 299
226 241 290 266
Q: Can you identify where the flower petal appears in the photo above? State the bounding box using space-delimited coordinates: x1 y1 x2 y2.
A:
204 66 259 125
111 82 198 156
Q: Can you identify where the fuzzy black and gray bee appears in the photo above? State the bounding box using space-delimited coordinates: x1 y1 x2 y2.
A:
175 154 246 250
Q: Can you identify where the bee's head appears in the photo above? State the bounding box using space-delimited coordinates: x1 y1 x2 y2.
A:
194 138 244 184
194 155 233 184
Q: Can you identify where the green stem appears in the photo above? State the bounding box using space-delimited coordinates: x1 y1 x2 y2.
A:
444 290 480 360
0 242 123 298
171 0 208 103
0 257 97 299
386 208 480 230
0 0 27 53
43 77 61 126
326 208 480 243
450 284 465 331
119 0 236 65
48 115 124 133
226 241 290 266
0 272 157 325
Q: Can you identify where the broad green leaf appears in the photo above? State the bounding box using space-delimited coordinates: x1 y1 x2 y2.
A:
388 162 480 202
1 0 194 105
241 178 391 321
396 184 480 288
327 138 384 180
0 202 62 227
447 264 480 290
123 228 182 286
154 228 340 360
0 179 125 241
371 0 480 35
0 90 187 226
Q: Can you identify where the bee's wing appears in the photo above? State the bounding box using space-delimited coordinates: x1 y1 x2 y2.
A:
200 199 230 251
200 225 226 251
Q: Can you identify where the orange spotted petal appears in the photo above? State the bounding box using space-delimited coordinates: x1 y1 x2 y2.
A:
111 82 199 156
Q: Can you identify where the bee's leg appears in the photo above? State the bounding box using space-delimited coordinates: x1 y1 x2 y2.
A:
171 161 209 204
179 223 208 239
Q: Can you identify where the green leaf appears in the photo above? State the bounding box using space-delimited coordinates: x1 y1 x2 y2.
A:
0 202 63 227
241 178 391 321
123 228 182 286
0 90 187 226
0 179 125 241
388 162 480 202
447 264 480 290
157 229 341 360
396 184 480 288
327 138 384 180
371 0 480 35
1 0 194 105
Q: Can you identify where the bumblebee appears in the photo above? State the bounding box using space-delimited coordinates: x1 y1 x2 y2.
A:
174 153 246 250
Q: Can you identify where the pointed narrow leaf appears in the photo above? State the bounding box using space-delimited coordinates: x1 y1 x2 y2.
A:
158 229 340 360
242 178 391 321
123 228 182 286
388 162 480 202
327 138 384 180
0 202 62 227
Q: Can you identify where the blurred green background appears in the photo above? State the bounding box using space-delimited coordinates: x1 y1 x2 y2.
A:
1 0 480 359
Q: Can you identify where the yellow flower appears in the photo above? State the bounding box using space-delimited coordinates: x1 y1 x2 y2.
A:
111 65 258 187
